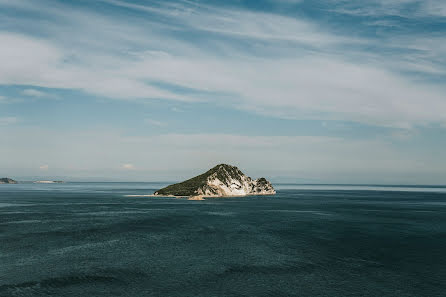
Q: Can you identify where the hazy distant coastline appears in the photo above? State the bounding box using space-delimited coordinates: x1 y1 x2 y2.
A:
0 178 17 184
33 180 64 184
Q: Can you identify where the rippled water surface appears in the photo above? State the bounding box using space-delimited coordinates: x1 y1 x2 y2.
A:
1 183 445 296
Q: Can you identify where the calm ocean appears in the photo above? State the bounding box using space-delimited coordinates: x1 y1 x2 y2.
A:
1 183 445 296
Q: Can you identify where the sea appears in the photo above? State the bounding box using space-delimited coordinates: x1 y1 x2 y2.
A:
0 182 445 297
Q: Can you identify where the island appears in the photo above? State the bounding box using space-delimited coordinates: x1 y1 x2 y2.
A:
154 164 276 200
0 178 18 184
33 181 64 184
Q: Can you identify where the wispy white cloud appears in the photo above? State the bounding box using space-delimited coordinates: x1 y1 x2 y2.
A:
423 0 446 16
144 119 166 127
171 107 184 113
22 88 47 97
0 116 18 125
0 95 23 104
101 0 362 46
0 0 445 129
330 0 446 17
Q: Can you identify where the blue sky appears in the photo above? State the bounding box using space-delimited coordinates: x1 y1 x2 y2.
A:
1 0 446 183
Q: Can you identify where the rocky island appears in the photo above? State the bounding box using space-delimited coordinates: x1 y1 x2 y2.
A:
0 178 18 184
154 164 275 199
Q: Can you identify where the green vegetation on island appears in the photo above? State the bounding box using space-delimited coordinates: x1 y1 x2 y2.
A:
155 164 236 196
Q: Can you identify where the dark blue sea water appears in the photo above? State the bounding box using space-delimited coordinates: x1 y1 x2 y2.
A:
1 183 445 297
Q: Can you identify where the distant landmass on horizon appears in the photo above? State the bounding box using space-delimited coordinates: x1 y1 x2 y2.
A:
0 178 17 184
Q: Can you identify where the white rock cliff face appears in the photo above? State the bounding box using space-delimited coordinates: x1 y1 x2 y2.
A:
195 165 276 197
197 174 276 196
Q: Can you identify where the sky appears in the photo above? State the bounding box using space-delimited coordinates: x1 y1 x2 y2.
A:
0 0 446 183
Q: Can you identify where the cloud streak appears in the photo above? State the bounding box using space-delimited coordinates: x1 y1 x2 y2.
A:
329 0 446 17
22 89 48 97
0 116 18 125
144 119 166 127
0 0 445 129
